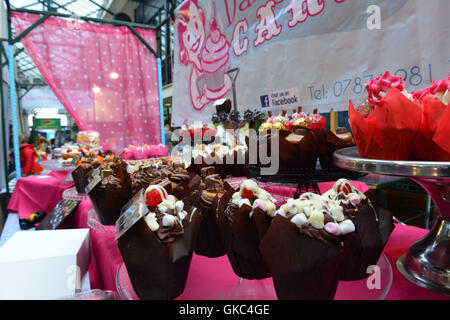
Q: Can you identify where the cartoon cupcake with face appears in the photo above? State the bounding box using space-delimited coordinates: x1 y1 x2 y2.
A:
177 0 232 111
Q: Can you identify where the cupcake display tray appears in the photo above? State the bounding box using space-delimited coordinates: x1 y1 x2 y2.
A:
115 253 393 300
40 159 75 184
63 187 89 201
334 146 450 295
87 209 115 233
40 159 76 172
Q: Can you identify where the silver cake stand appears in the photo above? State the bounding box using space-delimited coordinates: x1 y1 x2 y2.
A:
334 147 450 295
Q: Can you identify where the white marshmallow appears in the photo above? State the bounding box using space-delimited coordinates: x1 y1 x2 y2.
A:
162 215 177 227
291 213 308 227
175 201 184 214
308 210 324 229
339 219 356 235
144 212 159 231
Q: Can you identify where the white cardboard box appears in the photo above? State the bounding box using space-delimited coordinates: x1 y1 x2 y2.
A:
0 229 90 300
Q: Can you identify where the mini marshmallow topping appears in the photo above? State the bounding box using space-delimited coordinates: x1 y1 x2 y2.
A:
231 179 276 217
143 184 187 232
278 179 364 236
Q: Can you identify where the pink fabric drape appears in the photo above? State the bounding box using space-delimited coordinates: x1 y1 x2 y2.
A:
12 12 161 153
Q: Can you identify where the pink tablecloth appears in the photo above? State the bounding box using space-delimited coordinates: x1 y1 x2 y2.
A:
76 181 448 300
82 213 449 300
7 171 74 219
7 173 448 300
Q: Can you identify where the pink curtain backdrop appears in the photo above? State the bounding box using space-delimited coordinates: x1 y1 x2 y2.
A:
12 12 161 153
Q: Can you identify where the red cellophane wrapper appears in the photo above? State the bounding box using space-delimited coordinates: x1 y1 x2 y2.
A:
411 95 450 161
433 106 450 160
349 88 422 160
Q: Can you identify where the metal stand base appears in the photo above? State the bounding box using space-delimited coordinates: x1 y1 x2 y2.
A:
396 216 450 295
333 147 450 296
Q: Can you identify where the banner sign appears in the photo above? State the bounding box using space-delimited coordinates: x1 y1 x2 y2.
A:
33 118 61 129
172 0 450 126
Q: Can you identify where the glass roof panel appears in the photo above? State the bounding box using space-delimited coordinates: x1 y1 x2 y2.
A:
9 0 111 85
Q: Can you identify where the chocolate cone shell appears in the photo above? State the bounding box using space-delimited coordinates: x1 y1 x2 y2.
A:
195 195 226 257
217 195 272 279
117 208 203 300
338 201 395 281
259 215 341 300
88 179 131 226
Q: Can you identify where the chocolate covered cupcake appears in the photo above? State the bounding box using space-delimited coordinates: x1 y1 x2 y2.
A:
116 184 203 300
324 180 395 281
71 156 102 194
195 167 226 257
258 111 318 172
87 168 131 226
87 156 131 226
217 179 276 279
259 179 394 299
130 161 190 196
313 130 354 171
259 185 358 300
130 164 161 195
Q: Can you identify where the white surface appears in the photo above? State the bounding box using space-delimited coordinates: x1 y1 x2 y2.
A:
0 213 24 248
0 229 90 300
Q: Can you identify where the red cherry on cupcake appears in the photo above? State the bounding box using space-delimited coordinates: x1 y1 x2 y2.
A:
241 188 254 199
67 148 72 152
337 182 353 195
145 190 162 207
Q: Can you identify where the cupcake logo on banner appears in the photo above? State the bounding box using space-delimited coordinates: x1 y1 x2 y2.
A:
178 1 233 111
172 0 450 126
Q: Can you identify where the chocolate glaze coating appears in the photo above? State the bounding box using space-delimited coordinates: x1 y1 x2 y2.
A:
117 208 203 300
194 167 226 258
71 159 101 194
88 174 131 225
259 215 340 300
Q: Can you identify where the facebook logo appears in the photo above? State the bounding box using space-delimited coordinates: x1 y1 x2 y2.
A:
260 95 270 108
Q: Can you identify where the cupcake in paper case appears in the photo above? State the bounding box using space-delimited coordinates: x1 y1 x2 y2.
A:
259 189 353 300
194 166 226 257
201 18 230 91
87 167 132 226
217 179 276 279
313 129 354 171
321 179 395 281
259 110 291 137
349 71 422 160
259 121 318 172
259 179 394 299
130 164 162 196
116 184 203 300
411 75 450 161
101 154 130 184
71 156 102 194
302 110 354 171
130 161 191 196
